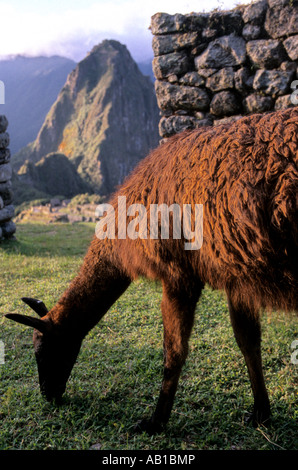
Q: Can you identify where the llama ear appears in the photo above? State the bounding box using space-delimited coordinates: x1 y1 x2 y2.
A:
21 297 48 317
5 313 50 334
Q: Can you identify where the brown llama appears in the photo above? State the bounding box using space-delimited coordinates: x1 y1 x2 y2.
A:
6 106 298 435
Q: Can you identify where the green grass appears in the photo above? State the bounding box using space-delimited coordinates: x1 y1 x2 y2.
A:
0 223 297 450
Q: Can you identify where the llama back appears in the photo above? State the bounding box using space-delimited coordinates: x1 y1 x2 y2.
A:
93 107 298 313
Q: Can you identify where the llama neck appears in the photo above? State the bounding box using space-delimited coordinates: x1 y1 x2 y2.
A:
47 237 131 337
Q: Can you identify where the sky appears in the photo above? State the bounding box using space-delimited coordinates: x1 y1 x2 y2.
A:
0 0 249 63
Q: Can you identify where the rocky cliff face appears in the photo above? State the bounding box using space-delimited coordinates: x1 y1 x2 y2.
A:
14 40 160 197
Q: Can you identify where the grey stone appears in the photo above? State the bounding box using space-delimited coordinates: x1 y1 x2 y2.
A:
0 196 3 210
253 69 293 97
194 111 206 120
90 443 102 451
179 72 205 87
190 44 209 57
1 220 16 238
195 35 246 69
152 10 243 36
280 61 297 73
152 32 199 56
213 115 242 126
0 116 8 133
168 74 179 83
150 13 190 34
195 118 214 128
0 163 12 183
247 39 285 68
0 148 10 165
0 132 9 149
265 3 298 38
243 93 274 113
155 81 210 112
206 10 244 36
274 94 293 110
234 67 254 93
0 185 13 205
174 110 189 116
206 67 234 91
268 0 291 7
242 24 261 40
202 28 217 40
210 91 241 117
153 51 189 79
243 0 268 25
159 115 197 137
185 13 212 32
196 68 217 78
50 198 61 207
0 204 14 223
150 13 177 34
0 180 12 193
283 35 298 61
151 3 298 144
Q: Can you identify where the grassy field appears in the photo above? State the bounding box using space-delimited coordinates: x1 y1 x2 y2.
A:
0 223 297 451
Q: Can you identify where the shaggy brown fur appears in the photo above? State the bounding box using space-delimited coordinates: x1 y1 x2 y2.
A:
6 106 298 434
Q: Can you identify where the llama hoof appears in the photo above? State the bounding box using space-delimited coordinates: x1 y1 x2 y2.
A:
245 408 271 427
134 419 163 435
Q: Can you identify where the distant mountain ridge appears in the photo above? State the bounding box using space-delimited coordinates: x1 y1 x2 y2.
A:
0 55 76 154
13 40 160 199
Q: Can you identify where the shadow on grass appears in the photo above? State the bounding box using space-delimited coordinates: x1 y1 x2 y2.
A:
42 383 297 450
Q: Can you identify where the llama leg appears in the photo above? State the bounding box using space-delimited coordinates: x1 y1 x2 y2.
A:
136 282 202 434
228 298 271 426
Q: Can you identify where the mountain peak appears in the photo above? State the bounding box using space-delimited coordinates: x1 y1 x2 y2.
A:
89 39 129 55
14 40 159 197
66 39 130 96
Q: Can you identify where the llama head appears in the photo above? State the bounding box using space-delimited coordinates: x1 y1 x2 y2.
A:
5 298 81 402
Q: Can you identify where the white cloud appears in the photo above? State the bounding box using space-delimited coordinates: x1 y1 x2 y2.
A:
0 0 247 62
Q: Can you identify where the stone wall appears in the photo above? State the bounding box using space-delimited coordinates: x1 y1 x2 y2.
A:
150 0 298 140
0 116 16 239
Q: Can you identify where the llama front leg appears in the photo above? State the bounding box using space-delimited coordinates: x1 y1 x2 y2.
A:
136 282 202 434
228 297 271 426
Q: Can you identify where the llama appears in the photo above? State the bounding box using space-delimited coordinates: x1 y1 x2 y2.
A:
6 107 298 434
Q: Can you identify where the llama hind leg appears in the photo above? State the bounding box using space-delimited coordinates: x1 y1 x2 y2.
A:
136 281 202 435
228 297 271 426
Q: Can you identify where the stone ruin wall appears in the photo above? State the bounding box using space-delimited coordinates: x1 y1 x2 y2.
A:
0 116 15 240
150 0 298 141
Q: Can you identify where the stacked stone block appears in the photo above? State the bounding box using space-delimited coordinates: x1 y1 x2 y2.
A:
150 0 298 140
0 116 15 239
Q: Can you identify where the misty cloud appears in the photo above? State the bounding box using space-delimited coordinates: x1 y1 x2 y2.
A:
0 0 245 62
